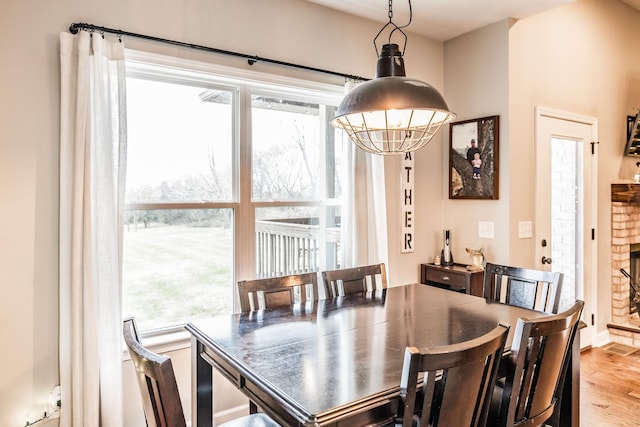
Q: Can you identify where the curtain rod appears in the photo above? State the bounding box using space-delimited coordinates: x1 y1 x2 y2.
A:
69 22 368 82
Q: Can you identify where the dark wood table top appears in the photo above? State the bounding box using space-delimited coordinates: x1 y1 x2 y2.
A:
186 284 548 426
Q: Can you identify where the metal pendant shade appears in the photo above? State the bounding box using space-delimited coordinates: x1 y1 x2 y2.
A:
331 2 455 155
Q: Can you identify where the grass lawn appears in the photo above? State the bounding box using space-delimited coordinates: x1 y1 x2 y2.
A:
122 224 233 331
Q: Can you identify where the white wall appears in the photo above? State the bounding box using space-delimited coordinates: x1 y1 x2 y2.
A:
442 20 512 265
0 0 445 425
382 24 445 287
509 0 640 336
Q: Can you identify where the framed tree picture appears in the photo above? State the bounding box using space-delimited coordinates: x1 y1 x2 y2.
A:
449 115 499 199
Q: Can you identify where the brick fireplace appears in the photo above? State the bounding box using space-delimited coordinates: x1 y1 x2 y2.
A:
609 184 640 345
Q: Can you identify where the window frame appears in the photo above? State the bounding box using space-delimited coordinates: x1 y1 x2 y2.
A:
124 50 344 332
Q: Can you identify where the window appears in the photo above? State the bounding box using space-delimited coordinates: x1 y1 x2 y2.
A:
123 52 344 332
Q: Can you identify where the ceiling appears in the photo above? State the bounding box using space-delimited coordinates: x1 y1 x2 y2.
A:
304 0 577 41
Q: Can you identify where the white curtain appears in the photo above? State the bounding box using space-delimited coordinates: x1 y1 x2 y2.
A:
59 30 127 427
340 122 389 269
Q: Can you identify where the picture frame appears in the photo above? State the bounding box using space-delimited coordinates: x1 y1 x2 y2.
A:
625 114 640 157
448 115 499 200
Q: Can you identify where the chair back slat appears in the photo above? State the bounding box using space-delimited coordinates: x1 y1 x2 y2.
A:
322 263 387 297
484 263 563 314
399 324 510 427
237 272 322 312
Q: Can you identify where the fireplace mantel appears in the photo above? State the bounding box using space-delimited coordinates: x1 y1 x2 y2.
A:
612 183 640 203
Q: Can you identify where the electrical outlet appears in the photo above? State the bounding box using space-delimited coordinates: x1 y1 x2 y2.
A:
519 221 533 239
24 386 61 426
48 385 61 413
478 221 494 239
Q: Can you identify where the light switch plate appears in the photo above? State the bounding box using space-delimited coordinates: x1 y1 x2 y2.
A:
478 221 494 239
519 221 533 239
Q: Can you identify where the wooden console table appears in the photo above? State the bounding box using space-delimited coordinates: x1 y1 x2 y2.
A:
420 263 484 297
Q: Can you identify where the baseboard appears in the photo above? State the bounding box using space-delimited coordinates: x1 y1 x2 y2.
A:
594 328 611 348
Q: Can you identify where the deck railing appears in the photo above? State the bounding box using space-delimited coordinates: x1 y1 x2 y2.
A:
255 218 340 278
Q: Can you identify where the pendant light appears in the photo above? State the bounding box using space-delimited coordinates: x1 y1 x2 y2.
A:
331 0 456 155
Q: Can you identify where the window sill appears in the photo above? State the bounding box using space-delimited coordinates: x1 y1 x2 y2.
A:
122 329 191 361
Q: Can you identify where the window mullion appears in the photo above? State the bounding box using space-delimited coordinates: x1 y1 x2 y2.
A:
234 85 255 289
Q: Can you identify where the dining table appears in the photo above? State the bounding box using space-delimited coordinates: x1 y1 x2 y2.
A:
185 283 579 427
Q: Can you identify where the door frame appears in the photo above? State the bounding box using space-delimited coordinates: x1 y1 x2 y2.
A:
534 106 598 348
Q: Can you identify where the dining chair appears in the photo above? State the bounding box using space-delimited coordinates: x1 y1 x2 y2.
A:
322 263 387 297
483 262 564 314
489 299 584 427
394 323 510 427
237 272 324 312
123 317 280 427
237 272 324 414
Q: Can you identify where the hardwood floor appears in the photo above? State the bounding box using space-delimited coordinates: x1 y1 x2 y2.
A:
580 346 640 426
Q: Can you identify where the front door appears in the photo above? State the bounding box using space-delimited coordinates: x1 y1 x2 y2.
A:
535 106 597 347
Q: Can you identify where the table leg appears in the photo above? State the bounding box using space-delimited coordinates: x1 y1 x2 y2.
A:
191 337 213 427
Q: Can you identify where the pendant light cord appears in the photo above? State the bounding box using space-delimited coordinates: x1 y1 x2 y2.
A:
373 0 413 56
